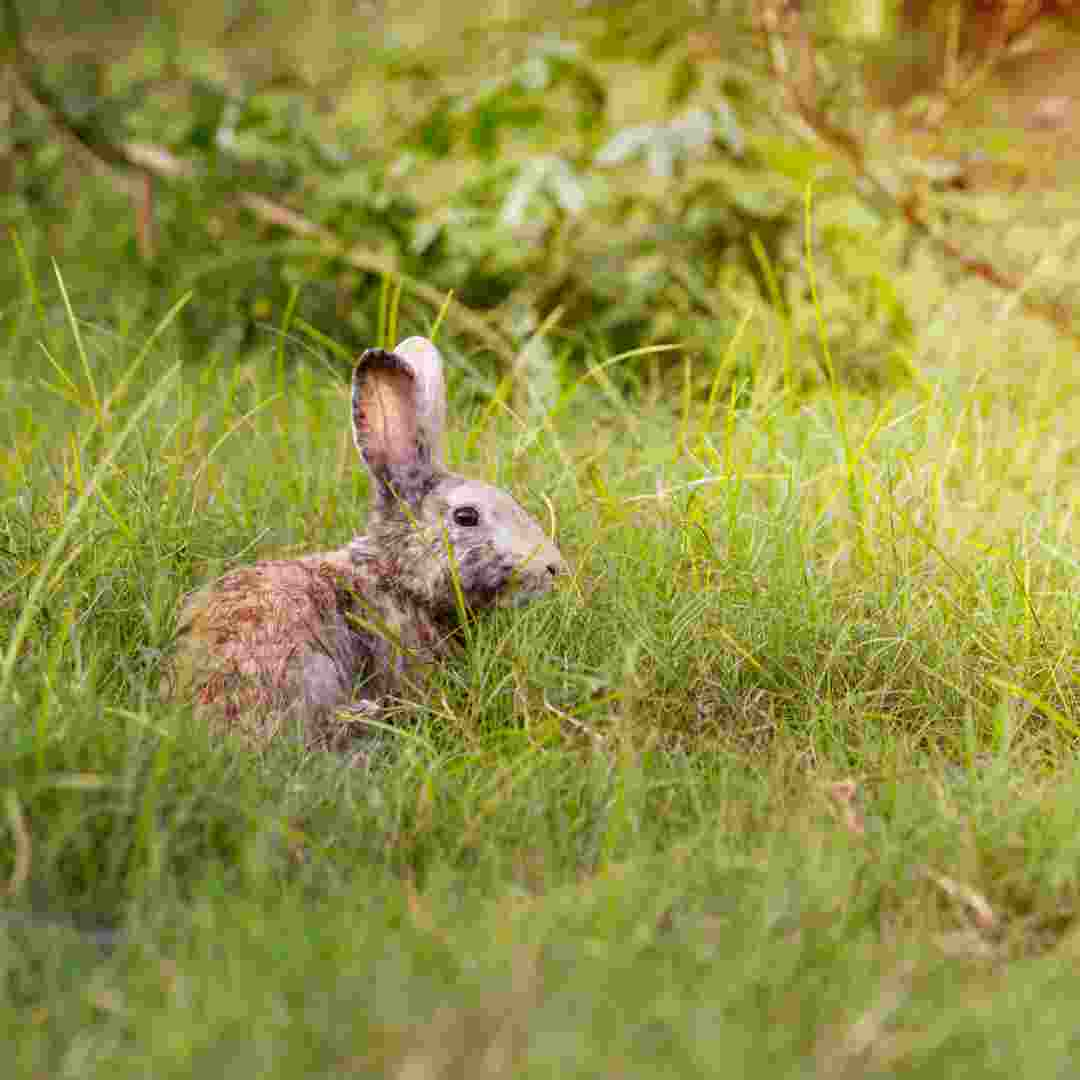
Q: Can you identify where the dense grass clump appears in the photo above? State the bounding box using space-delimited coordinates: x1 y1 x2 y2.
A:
3 226 1080 1077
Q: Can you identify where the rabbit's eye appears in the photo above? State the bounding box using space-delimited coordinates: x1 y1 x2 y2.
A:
452 505 481 527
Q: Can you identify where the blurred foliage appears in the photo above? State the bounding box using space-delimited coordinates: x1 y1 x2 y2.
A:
14 0 1069 394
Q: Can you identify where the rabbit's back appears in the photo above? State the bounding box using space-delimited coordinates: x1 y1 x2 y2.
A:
168 553 372 743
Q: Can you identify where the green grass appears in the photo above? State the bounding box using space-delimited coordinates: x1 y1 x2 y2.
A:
3 234 1080 1077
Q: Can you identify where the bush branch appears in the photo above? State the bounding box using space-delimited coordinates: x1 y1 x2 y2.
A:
6 23 515 364
755 0 1080 347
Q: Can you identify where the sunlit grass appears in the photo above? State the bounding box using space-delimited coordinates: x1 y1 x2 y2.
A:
2 236 1080 1076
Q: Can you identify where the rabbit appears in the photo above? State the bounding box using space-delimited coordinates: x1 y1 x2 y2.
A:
164 336 567 748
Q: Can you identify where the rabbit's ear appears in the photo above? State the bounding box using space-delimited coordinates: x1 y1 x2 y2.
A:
351 338 447 473
392 337 447 466
352 349 424 473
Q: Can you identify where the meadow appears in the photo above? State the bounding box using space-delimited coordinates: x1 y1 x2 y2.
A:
5 3 1080 1075
3 217 1080 1076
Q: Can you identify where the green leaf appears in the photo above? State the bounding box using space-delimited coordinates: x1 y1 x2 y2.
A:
667 56 700 107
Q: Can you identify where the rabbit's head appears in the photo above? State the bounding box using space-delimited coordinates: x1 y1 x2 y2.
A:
351 337 566 615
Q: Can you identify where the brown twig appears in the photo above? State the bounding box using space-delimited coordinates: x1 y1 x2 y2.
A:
754 0 1080 347
3 790 31 898
134 170 156 262
119 144 515 363
823 778 999 937
8 54 516 364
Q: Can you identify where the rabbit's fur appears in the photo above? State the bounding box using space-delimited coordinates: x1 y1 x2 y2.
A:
165 337 566 748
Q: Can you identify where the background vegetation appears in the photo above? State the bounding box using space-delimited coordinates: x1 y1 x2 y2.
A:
4 0 1080 1075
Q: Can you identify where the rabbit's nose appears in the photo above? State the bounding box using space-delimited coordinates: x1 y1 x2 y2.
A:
546 558 567 578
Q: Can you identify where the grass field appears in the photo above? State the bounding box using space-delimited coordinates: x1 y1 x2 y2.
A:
3 207 1080 1078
